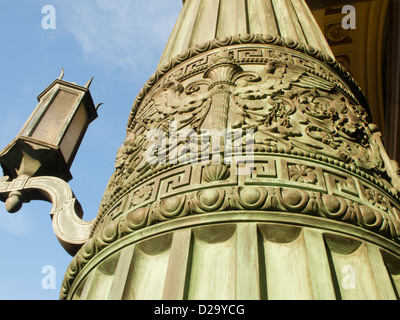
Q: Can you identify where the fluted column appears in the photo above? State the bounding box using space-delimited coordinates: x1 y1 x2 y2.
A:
60 0 400 300
159 0 334 67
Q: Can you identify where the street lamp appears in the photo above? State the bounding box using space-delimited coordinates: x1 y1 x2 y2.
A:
0 69 98 182
0 70 100 254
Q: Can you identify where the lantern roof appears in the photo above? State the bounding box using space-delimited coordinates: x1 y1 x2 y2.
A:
37 72 98 124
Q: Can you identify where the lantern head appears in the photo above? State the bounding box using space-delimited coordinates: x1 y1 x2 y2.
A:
0 72 98 182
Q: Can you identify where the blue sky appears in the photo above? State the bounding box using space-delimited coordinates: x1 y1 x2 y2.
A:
0 0 182 300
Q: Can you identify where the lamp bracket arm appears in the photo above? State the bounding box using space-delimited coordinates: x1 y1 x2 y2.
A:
0 175 93 256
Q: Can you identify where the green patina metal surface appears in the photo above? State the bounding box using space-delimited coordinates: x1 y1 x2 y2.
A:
59 0 400 300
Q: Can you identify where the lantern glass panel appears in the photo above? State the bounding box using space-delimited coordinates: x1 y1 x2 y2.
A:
31 89 79 144
19 92 53 137
60 102 89 166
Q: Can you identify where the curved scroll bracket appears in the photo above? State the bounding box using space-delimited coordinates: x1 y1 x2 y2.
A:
0 175 93 256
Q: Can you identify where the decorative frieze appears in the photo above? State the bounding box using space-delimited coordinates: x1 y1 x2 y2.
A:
92 154 400 243
97 40 398 226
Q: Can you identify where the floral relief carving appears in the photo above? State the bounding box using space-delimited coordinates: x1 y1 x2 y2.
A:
121 50 384 184
289 164 318 184
365 188 388 212
131 185 153 206
230 60 384 176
